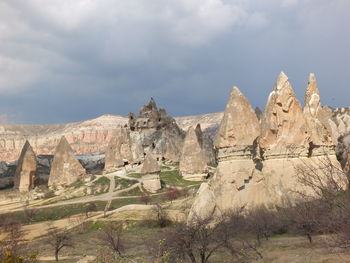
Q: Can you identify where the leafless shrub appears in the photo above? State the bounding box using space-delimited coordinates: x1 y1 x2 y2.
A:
151 211 263 263
47 227 74 262
97 222 124 259
152 203 170 228
246 205 279 245
139 192 151 205
165 187 182 203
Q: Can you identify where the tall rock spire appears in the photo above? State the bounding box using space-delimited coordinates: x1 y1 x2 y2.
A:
13 140 37 192
304 73 320 118
48 136 85 187
179 126 208 180
303 73 333 147
215 87 260 148
260 72 310 157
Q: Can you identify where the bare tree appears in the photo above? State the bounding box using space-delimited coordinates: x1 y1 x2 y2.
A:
152 203 169 228
165 187 181 203
47 227 74 262
246 205 278 245
139 192 151 205
155 211 263 263
98 222 124 258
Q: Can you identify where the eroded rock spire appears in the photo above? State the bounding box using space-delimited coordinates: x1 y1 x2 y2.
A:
13 140 37 192
48 136 85 187
215 87 260 148
260 72 309 157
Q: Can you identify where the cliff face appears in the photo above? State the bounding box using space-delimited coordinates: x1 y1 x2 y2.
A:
0 115 128 162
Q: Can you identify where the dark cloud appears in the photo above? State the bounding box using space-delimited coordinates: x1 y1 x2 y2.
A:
0 0 349 124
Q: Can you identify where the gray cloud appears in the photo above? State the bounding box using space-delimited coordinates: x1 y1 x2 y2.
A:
0 0 349 124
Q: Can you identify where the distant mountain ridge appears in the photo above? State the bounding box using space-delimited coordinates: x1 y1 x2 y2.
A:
0 108 349 162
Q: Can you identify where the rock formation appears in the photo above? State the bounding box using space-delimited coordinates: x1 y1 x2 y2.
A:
141 152 161 175
0 115 127 162
48 136 85 187
141 174 161 193
215 87 260 161
13 141 37 192
140 152 161 192
303 73 334 150
104 127 133 171
189 73 344 221
259 72 310 158
127 98 185 163
0 106 349 164
179 126 208 181
195 124 216 165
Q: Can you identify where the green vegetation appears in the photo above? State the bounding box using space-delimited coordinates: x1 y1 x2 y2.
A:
1 201 106 224
127 173 143 178
160 170 202 187
115 177 138 189
119 186 143 196
109 197 141 210
94 176 110 186
70 179 85 189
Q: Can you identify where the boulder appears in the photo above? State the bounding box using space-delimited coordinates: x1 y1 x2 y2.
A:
179 126 208 181
141 152 160 174
13 141 37 192
48 136 85 187
141 174 161 193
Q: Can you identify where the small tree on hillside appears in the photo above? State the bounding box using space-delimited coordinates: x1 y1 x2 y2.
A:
47 227 74 262
98 222 125 258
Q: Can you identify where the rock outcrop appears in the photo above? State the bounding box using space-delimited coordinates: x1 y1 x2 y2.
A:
140 152 162 192
127 99 185 163
141 152 160 175
0 115 127 162
259 72 310 159
189 73 344 221
48 136 85 187
215 87 260 161
13 141 37 192
303 73 334 150
104 127 133 172
141 174 161 193
179 126 208 181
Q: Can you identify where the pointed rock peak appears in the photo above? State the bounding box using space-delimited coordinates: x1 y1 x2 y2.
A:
274 71 289 91
57 136 72 151
305 73 320 106
215 86 259 148
21 140 34 153
14 140 37 192
141 151 160 174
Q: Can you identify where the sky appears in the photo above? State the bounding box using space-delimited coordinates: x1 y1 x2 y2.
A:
0 0 349 124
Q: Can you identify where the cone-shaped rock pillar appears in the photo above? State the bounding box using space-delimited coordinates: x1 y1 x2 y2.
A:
48 136 85 187
179 126 208 180
260 72 309 158
215 87 260 148
13 141 37 192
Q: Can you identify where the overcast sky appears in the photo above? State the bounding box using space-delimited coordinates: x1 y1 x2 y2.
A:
0 0 349 124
